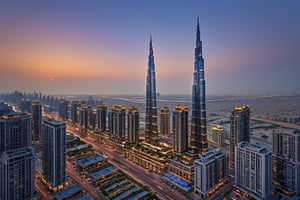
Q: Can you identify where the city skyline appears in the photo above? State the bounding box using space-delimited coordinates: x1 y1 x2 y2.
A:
0 0 300 95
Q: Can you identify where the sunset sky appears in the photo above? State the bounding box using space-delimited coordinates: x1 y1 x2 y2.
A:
0 0 299 95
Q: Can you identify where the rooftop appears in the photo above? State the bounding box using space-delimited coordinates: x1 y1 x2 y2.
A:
77 195 93 200
238 141 271 154
128 191 148 200
1 112 29 119
113 186 139 200
54 184 82 200
161 173 192 192
43 117 65 126
76 154 107 167
195 149 228 164
89 165 117 180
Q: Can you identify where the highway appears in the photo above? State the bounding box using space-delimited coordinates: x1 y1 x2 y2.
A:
67 125 186 200
66 161 106 200
251 117 300 129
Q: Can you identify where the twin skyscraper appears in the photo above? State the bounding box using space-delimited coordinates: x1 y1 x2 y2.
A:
145 18 208 154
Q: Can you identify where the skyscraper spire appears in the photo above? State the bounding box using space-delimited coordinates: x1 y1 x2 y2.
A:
196 16 201 48
145 35 158 140
149 33 153 55
191 18 208 154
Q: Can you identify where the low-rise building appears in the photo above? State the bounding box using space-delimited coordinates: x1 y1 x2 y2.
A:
75 154 107 171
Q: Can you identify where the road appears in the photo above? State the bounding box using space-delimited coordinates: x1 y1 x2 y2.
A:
35 178 53 200
67 125 186 200
251 117 300 129
66 161 106 200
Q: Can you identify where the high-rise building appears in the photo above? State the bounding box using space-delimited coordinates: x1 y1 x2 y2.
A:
208 125 226 147
172 105 189 154
108 105 126 142
0 112 35 200
32 101 42 141
190 18 208 154
0 102 12 117
97 104 107 132
145 36 158 139
194 149 228 198
70 101 80 124
79 104 92 128
0 113 32 152
42 118 66 188
58 99 69 120
235 142 273 199
229 104 250 177
89 111 96 129
0 147 35 200
20 99 32 113
160 105 170 136
127 106 139 143
272 129 300 194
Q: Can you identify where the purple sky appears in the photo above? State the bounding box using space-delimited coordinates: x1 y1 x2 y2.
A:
0 0 299 95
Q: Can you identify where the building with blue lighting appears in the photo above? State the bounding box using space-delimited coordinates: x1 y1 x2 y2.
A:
42 118 66 188
190 18 208 154
145 36 158 140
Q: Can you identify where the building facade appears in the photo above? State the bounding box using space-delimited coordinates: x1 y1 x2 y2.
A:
89 111 96 129
70 101 80 124
79 104 92 128
20 99 32 113
235 142 273 200
127 107 139 143
0 102 12 117
0 147 35 200
32 101 42 140
0 113 32 152
58 99 69 120
42 118 66 187
97 104 107 132
194 149 229 198
272 129 300 194
145 36 158 139
208 125 226 147
108 105 126 142
190 18 208 154
160 105 170 136
229 104 250 177
0 112 35 200
172 105 189 154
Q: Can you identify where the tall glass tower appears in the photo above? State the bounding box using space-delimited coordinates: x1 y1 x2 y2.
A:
191 18 208 154
145 36 158 139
